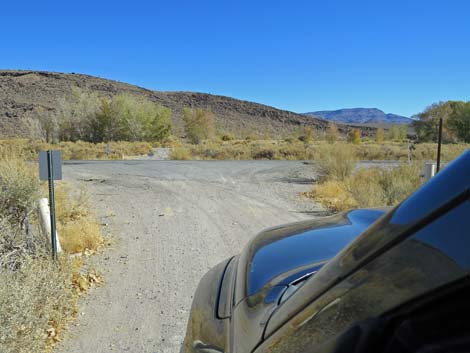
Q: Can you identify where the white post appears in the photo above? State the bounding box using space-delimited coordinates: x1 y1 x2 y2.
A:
422 162 436 183
38 198 62 253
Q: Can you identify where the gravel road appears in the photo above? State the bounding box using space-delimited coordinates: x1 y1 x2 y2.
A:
56 160 323 353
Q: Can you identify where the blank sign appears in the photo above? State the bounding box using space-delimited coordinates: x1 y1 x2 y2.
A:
39 151 62 181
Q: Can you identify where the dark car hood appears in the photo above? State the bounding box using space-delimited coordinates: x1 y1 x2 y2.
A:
235 208 387 303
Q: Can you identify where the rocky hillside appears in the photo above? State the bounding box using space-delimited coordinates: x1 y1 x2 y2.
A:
305 108 413 126
0 70 333 138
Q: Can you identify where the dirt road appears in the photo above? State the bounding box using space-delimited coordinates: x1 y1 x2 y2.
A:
57 160 322 353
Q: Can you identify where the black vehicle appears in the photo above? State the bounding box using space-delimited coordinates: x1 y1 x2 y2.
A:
182 151 470 353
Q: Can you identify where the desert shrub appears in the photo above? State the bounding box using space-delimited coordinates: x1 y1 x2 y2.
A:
326 123 339 143
306 180 357 211
252 149 275 160
161 135 183 148
0 160 75 353
376 163 421 205
0 153 104 353
0 139 153 161
348 128 362 145
298 126 315 144
221 133 235 141
0 255 77 353
317 144 357 181
0 159 40 227
346 169 384 207
183 108 215 144
244 135 256 142
307 162 422 211
376 127 385 143
170 147 192 160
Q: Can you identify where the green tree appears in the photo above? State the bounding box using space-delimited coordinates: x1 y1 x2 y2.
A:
57 87 100 141
90 95 171 142
37 107 59 142
89 98 115 142
388 125 407 141
183 108 215 144
399 125 408 140
412 101 459 142
448 101 470 143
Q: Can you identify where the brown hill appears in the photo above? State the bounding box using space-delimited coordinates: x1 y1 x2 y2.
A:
0 70 361 139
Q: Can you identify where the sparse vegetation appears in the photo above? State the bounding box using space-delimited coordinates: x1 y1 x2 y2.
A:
170 147 191 160
376 127 385 144
0 254 77 353
0 158 103 352
326 123 339 143
304 141 426 211
298 126 315 144
317 144 357 180
348 128 362 145
2 137 468 164
0 139 153 160
168 138 469 162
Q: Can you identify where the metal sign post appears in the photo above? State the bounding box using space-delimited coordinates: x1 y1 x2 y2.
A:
39 151 62 260
436 118 443 173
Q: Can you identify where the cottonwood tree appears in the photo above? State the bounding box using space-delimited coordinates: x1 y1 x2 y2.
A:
57 87 100 141
45 88 172 143
413 101 459 142
448 101 470 143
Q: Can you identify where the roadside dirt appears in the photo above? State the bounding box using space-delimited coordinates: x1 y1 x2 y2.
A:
56 160 323 353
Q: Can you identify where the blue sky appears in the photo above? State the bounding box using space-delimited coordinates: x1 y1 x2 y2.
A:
1 0 469 117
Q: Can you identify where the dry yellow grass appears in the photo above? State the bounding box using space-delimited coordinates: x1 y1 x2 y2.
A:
0 256 78 353
307 162 423 211
170 146 191 160
169 138 469 162
54 184 103 254
316 144 357 180
305 180 358 211
2 137 468 162
0 139 152 160
59 219 102 254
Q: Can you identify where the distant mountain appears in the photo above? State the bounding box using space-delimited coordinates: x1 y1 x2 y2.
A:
304 108 413 125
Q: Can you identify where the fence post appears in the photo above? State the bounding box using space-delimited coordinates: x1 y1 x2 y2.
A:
422 162 436 183
38 198 62 253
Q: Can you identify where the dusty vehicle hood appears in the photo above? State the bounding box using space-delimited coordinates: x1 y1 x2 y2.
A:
235 208 388 303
